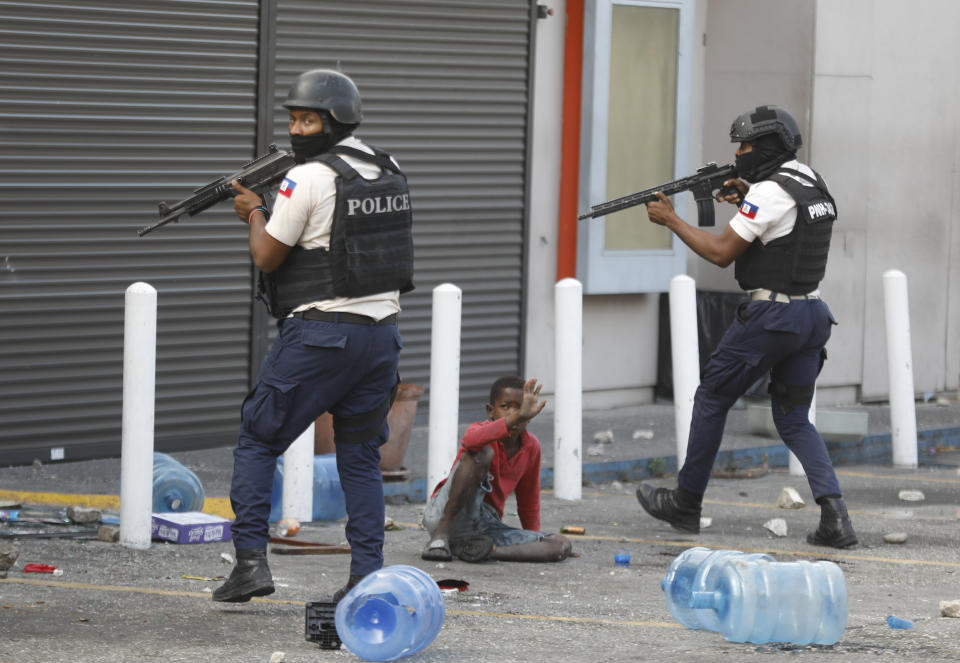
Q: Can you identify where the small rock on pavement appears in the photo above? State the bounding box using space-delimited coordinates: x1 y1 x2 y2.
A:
269 652 285 663
632 429 654 440
97 525 120 543
883 532 908 544
593 429 614 444
0 543 19 570
898 489 925 502
776 487 805 509
220 552 234 565
700 517 712 529
763 518 788 537
940 600 960 618
68 505 102 524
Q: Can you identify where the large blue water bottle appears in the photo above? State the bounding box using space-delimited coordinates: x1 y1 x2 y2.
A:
335 565 445 661
674 550 848 645
269 454 346 522
152 452 205 513
661 547 774 630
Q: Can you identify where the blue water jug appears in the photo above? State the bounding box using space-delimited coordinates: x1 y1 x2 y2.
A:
152 452 205 513
269 454 346 522
688 555 848 645
335 565 445 662
661 547 775 631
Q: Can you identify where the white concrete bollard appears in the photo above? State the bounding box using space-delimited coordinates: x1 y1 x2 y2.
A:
120 282 157 550
669 275 699 464
883 269 918 468
427 284 462 493
554 278 583 501
788 388 814 476
282 422 315 522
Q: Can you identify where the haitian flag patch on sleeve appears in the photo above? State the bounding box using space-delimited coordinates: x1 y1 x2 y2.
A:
739 200 759 219
278 177 297 198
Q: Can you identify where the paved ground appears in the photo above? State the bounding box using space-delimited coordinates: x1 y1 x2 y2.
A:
1 399 959 662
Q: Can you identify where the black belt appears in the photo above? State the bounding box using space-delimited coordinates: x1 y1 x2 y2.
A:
294 310 397 325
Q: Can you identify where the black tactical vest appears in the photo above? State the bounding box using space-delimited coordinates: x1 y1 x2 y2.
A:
259 144 414 318
734 167 836 295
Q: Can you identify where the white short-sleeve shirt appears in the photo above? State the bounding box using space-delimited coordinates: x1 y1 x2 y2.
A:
265 135 401 319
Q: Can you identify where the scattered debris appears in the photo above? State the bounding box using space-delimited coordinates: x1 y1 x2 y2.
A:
183 575 226 582
436 578 469 592
593 429 614 444
883 532 908 544
97 525 120 543
898 489 925 502
220 552 234 565
632 429 654 440
269 652 286 663
0 544 18 571
23 563 58 574
776 487 805 509
384 517 401 531
587 445 605 457
610 480 623 491
276 518 300 537
886 615 913 629
560 526 585 535
67 506 102 524
940 600 960 618
763 518 788 537
700 517 713 529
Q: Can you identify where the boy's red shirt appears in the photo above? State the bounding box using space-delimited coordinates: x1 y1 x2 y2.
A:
430 417 542 532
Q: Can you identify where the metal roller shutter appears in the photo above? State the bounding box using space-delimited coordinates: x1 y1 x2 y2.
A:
271 0 535 415
0 0 261 464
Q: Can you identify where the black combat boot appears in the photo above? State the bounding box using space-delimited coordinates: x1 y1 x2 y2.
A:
333 574 367 602
807 496 859 549
212 548 275 602
636 482 703 533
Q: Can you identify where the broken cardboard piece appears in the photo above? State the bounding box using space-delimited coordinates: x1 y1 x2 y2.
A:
151 511 231 544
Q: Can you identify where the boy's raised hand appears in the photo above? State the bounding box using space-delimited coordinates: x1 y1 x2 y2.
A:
518 377 547 422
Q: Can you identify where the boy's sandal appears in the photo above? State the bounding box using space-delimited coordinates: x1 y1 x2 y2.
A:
421 537 453 562
450 535 494 563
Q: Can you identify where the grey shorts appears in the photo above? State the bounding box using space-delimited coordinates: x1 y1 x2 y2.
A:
422 460 544 548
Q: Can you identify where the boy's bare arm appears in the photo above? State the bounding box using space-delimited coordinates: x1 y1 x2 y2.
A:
506 378 546 433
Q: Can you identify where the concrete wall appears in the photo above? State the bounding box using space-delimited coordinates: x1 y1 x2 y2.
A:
812 0 960 398
525 0 960 409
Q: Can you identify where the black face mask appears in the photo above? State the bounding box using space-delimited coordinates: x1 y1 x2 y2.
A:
290 133 337 163
735 135 793 182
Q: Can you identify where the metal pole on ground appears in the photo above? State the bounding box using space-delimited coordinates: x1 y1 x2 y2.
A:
554 278 582 501
669 275 699 464
283 422 315 522
120 282 157 550
427 284 462 493
883 269 918 468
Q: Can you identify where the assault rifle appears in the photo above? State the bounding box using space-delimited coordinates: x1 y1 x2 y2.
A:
577 162 738 227
138 144 297 237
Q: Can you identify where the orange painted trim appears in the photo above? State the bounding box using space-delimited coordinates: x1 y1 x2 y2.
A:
556 0 584 281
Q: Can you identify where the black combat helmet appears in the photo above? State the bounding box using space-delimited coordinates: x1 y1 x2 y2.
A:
283 69 363 125
729 105 802 152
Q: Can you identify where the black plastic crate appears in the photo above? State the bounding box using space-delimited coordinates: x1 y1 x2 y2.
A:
305 597 341 650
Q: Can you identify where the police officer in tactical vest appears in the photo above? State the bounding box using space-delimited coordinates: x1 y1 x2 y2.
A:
636 105 858 549
214 69 414 603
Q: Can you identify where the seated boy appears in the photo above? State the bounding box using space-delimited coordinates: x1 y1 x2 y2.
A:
421 376 572 563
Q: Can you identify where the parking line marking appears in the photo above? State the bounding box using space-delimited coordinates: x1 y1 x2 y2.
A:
0 490 235 519
0 577 679 629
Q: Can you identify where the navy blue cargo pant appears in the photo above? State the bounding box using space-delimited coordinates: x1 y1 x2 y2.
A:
678 298 842 500
229 314 401 577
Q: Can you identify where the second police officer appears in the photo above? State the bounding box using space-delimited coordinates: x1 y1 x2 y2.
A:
214 69 415 603
637 105 858 550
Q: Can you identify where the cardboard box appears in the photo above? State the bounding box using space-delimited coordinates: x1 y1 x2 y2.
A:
151 511 232 544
